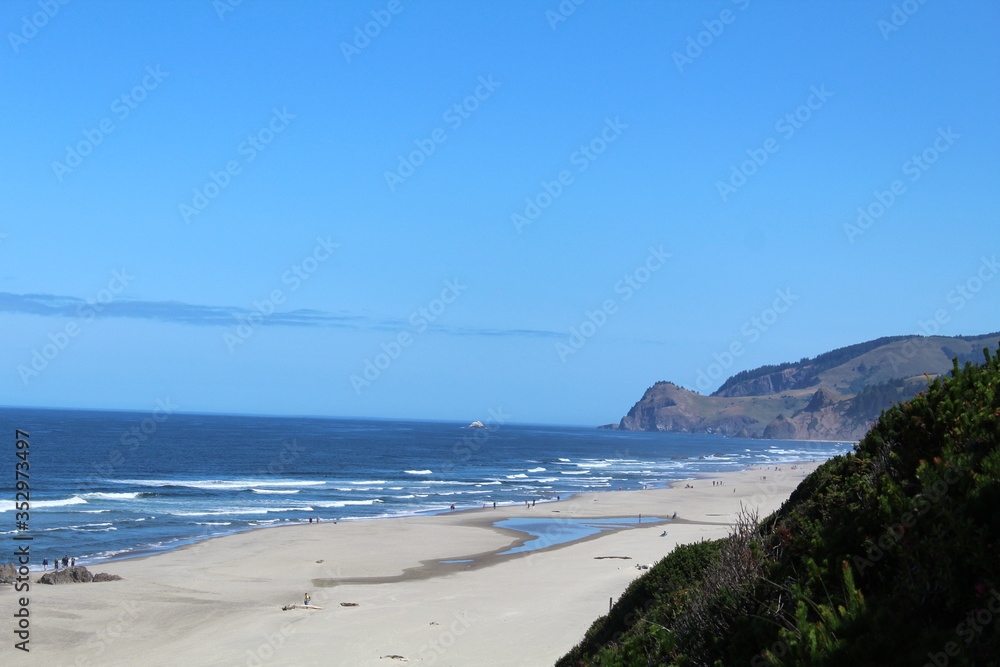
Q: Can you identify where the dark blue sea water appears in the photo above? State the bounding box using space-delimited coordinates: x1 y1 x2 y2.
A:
0 407 851 567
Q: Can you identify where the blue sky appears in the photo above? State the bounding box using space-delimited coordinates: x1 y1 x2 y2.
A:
2 0 998 425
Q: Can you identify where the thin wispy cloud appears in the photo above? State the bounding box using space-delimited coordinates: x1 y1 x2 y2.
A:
0 292 564 339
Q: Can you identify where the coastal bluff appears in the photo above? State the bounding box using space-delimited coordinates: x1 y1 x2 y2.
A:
604 333 999 441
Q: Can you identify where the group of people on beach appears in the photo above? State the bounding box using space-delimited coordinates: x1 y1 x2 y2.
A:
453 497 563 511
41 556 74 571
710 480 736 491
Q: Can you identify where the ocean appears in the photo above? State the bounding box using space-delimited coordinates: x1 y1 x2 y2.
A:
1 407 852 567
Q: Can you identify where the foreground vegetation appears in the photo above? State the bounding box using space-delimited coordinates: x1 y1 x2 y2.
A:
561 347 1000 666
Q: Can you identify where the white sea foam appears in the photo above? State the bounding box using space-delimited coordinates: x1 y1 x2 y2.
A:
506 474 528 479
42 496 89 507
251 489 300 494
81 492 141 500
172 507 311 517
195 521 233 526
765 448 808 455
43 522 115 532
404 470 433 475
0 496 87 513
527 467 546 473
313 499 384 508
111 478 325 490
560 471 590 475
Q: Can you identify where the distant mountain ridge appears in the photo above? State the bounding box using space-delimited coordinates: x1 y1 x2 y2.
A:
603 333 999 441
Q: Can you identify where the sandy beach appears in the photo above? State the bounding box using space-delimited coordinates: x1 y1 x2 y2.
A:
3 462 820 666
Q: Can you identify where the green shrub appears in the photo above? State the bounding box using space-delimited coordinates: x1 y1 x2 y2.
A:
561 346 1000 666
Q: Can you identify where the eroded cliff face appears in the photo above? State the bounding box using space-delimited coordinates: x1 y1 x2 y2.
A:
617 386 685 431
757 395 872 441
613 383 868 440
762 414 796 440
714 367 803 398
615 382 777 437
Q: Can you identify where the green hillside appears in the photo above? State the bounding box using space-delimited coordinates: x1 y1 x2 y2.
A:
564 345 1000 666
712 335 912 397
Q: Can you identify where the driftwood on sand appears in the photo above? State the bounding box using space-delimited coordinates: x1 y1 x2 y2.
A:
281 604 324 611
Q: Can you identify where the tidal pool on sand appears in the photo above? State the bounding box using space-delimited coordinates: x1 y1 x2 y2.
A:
495 516 665 555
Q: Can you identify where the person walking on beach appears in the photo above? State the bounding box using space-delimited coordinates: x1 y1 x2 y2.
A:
62 555 69 568
304 593 311 606
54 558 59 570
71 557 76 567
42 558 48 571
